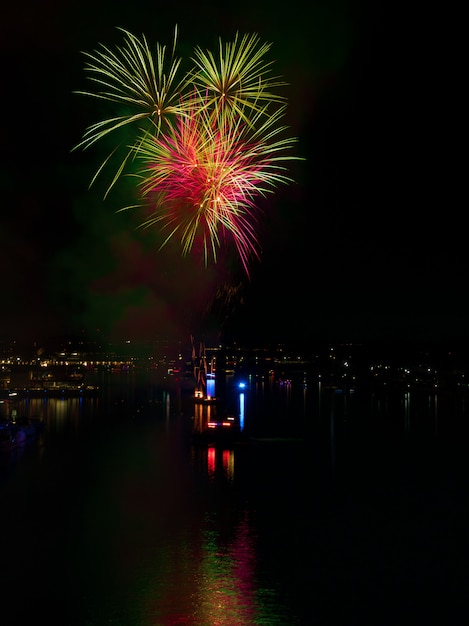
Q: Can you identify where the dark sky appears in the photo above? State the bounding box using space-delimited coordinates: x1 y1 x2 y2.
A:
0 1 460 348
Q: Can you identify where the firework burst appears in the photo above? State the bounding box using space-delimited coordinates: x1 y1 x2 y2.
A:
189 32 287 124
131 93 297 275
73 26 184 193
74 26 301 276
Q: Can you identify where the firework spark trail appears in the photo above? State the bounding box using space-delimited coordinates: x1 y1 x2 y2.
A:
189 32 287 123
74 26 301 277
75 26 184 143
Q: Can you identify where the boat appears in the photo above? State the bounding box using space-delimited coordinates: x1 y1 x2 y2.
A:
0 420 26 451
0 376 11 400
193 387 219 405
192 413 242 445
8 367 100 398
191 337 219 404
0 413 44 455
10 383 100 398
191 395 243 445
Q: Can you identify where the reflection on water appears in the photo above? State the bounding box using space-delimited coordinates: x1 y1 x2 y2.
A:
1 372 469 625
205 446 235 480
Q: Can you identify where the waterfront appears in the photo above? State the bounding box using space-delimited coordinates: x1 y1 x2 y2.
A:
1 368 469 625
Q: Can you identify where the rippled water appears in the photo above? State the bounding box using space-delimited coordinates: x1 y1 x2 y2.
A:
1 370 469 625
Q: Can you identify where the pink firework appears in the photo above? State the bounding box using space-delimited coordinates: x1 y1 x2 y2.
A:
136 96 295 276
76 27 300 276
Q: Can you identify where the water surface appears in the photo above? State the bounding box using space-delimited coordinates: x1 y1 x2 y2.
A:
1 371 468 624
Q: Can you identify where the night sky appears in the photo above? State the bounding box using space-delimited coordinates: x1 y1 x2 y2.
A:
1 1 460 348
